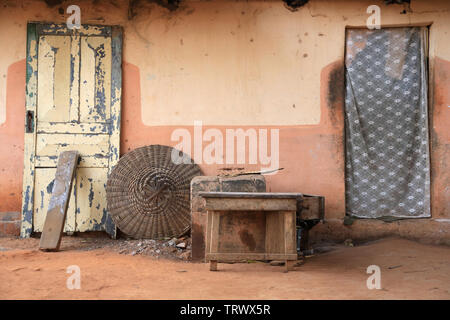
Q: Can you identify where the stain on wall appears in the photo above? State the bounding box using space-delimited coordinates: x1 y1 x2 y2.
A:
326 61 345 127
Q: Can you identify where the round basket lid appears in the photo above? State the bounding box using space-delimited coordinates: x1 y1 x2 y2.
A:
106 145 202 239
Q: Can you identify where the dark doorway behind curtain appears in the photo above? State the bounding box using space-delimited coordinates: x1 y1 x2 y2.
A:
344 27 431 219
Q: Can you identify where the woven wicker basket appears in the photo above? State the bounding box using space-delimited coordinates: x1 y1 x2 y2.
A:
106 145 202 239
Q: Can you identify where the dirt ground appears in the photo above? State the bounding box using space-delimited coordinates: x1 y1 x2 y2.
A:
0 236 449 299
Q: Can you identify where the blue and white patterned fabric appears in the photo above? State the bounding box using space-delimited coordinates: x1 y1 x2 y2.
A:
345 27 431 219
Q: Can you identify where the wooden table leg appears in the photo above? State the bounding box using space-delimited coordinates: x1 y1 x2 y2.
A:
284 260 295 273
210 260 218 271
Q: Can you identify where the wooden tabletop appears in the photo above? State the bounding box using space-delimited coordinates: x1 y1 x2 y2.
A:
198 192 303 199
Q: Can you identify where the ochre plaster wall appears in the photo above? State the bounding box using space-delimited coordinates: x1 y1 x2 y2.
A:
0 0 448 243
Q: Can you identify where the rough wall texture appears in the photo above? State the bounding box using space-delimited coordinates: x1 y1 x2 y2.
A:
0 212 21 237
310 218 450 246
0 0 448 243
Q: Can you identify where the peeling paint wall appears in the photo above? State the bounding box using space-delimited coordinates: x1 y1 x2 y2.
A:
0 0 449 243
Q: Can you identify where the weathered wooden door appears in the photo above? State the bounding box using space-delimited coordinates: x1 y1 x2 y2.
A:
21 23 122 238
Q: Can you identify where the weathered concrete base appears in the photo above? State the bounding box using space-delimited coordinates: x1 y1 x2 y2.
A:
191 175 266 262
309 218 450 246
0 212 21 237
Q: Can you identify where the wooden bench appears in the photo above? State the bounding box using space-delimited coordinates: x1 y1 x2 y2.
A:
200 192 303 272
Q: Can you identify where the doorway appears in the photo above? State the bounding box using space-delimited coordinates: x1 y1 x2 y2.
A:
21 23 122 237
344 27 431 219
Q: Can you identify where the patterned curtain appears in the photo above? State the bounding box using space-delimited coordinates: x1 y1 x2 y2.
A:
345 27 431 219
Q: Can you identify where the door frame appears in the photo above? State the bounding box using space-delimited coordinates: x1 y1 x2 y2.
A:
20 22 122 238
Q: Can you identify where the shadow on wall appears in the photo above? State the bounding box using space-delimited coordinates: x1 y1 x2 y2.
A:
431 57 450 218
0 59 25 212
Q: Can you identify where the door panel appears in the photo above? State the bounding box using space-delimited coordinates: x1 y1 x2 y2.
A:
37 122 109 134
80 36 111 123
35 133 110 167
33 168 76 232
37 35 71 123
75 168 108 232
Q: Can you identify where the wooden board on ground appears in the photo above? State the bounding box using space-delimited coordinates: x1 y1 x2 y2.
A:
39 151 78 251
